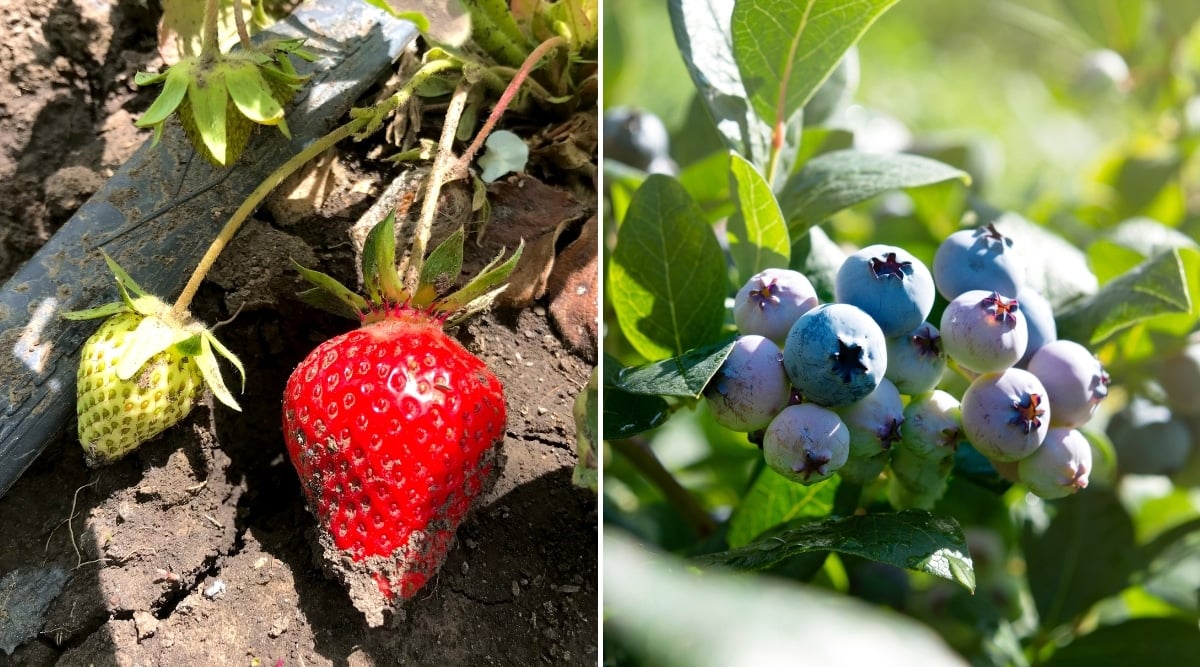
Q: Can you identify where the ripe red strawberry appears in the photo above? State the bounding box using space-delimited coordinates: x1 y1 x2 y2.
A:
282 216 521 625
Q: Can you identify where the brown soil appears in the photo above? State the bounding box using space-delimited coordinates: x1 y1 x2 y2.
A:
0 1 598 665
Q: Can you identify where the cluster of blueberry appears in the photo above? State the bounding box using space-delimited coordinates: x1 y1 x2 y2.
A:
704 224 1110 505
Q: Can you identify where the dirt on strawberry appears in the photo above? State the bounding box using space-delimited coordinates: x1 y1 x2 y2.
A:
0 1 598 665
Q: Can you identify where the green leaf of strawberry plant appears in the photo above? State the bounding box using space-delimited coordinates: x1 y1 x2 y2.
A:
727 469 838 548
669 0 773 167
609 175 728 361
727 152 789 285
1044 618 1200 667
292 262 369 318
419 227 466 300
460 0 532 66
1056 248 1193 345
695 510 976 593
730 0 900 131
436 242 524 323
778 150 970 239
188 74 230 165
361 212 405 303
1021 488 1137 631
614 337 737 399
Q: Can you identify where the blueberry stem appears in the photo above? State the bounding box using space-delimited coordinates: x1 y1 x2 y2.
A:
610 437 716 538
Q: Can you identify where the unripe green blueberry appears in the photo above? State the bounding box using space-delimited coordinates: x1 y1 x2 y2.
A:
763 404 850 485
889 446 953 509
961 368 1050 462
838 450 890 485
1017 427 1092 499
900 390 962 462
703 335 791 432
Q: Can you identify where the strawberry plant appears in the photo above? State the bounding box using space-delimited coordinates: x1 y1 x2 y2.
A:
604 0 1200 665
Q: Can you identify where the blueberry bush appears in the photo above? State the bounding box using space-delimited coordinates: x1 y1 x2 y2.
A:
602 1 1200 664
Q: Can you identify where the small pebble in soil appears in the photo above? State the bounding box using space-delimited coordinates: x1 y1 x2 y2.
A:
134 611 158 640
203 579 226 599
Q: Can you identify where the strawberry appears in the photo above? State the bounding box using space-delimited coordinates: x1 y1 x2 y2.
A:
65 253 244 466
283 215 521 626
135 39 313 166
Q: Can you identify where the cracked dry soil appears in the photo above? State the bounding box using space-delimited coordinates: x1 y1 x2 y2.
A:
0 0 598 664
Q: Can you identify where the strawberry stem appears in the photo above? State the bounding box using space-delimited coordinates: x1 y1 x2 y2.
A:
455 36 567 173
233 0 252 51
171 57 462 317
404 79 473 295
201 0 220 61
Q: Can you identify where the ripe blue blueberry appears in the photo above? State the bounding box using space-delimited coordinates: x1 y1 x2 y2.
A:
1026 340 1108 428
835 378 904 459
900 389 962 461
603 106 676 174
961 368 1051 462
783 303 888 407
703 335 791 432
763 404 850 485
834 244 935 336
1015 286 1057 368
885 321 947 395
733 268 819 345
940 290 1028 373
1017 427 1092 499
1108 397 1193 475
932 224 1025 301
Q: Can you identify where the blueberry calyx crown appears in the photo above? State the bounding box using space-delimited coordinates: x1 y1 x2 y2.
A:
869 252 913 281
913 329 942 358
1090 369 1111 402
981 292 1020 325
879 418 904 450
794 449 832 480
750 278 782 310
1010 392 1045 434
830 339 869 383
976 223 1014 249
939 426 961 449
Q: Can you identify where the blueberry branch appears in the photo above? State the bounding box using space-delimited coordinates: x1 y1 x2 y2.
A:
610 437 717 539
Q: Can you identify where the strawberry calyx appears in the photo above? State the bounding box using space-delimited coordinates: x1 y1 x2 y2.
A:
135 38 315 166
293 212 523 327
63 252 245 411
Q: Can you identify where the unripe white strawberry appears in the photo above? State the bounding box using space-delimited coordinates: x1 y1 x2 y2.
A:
66 254 244 466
